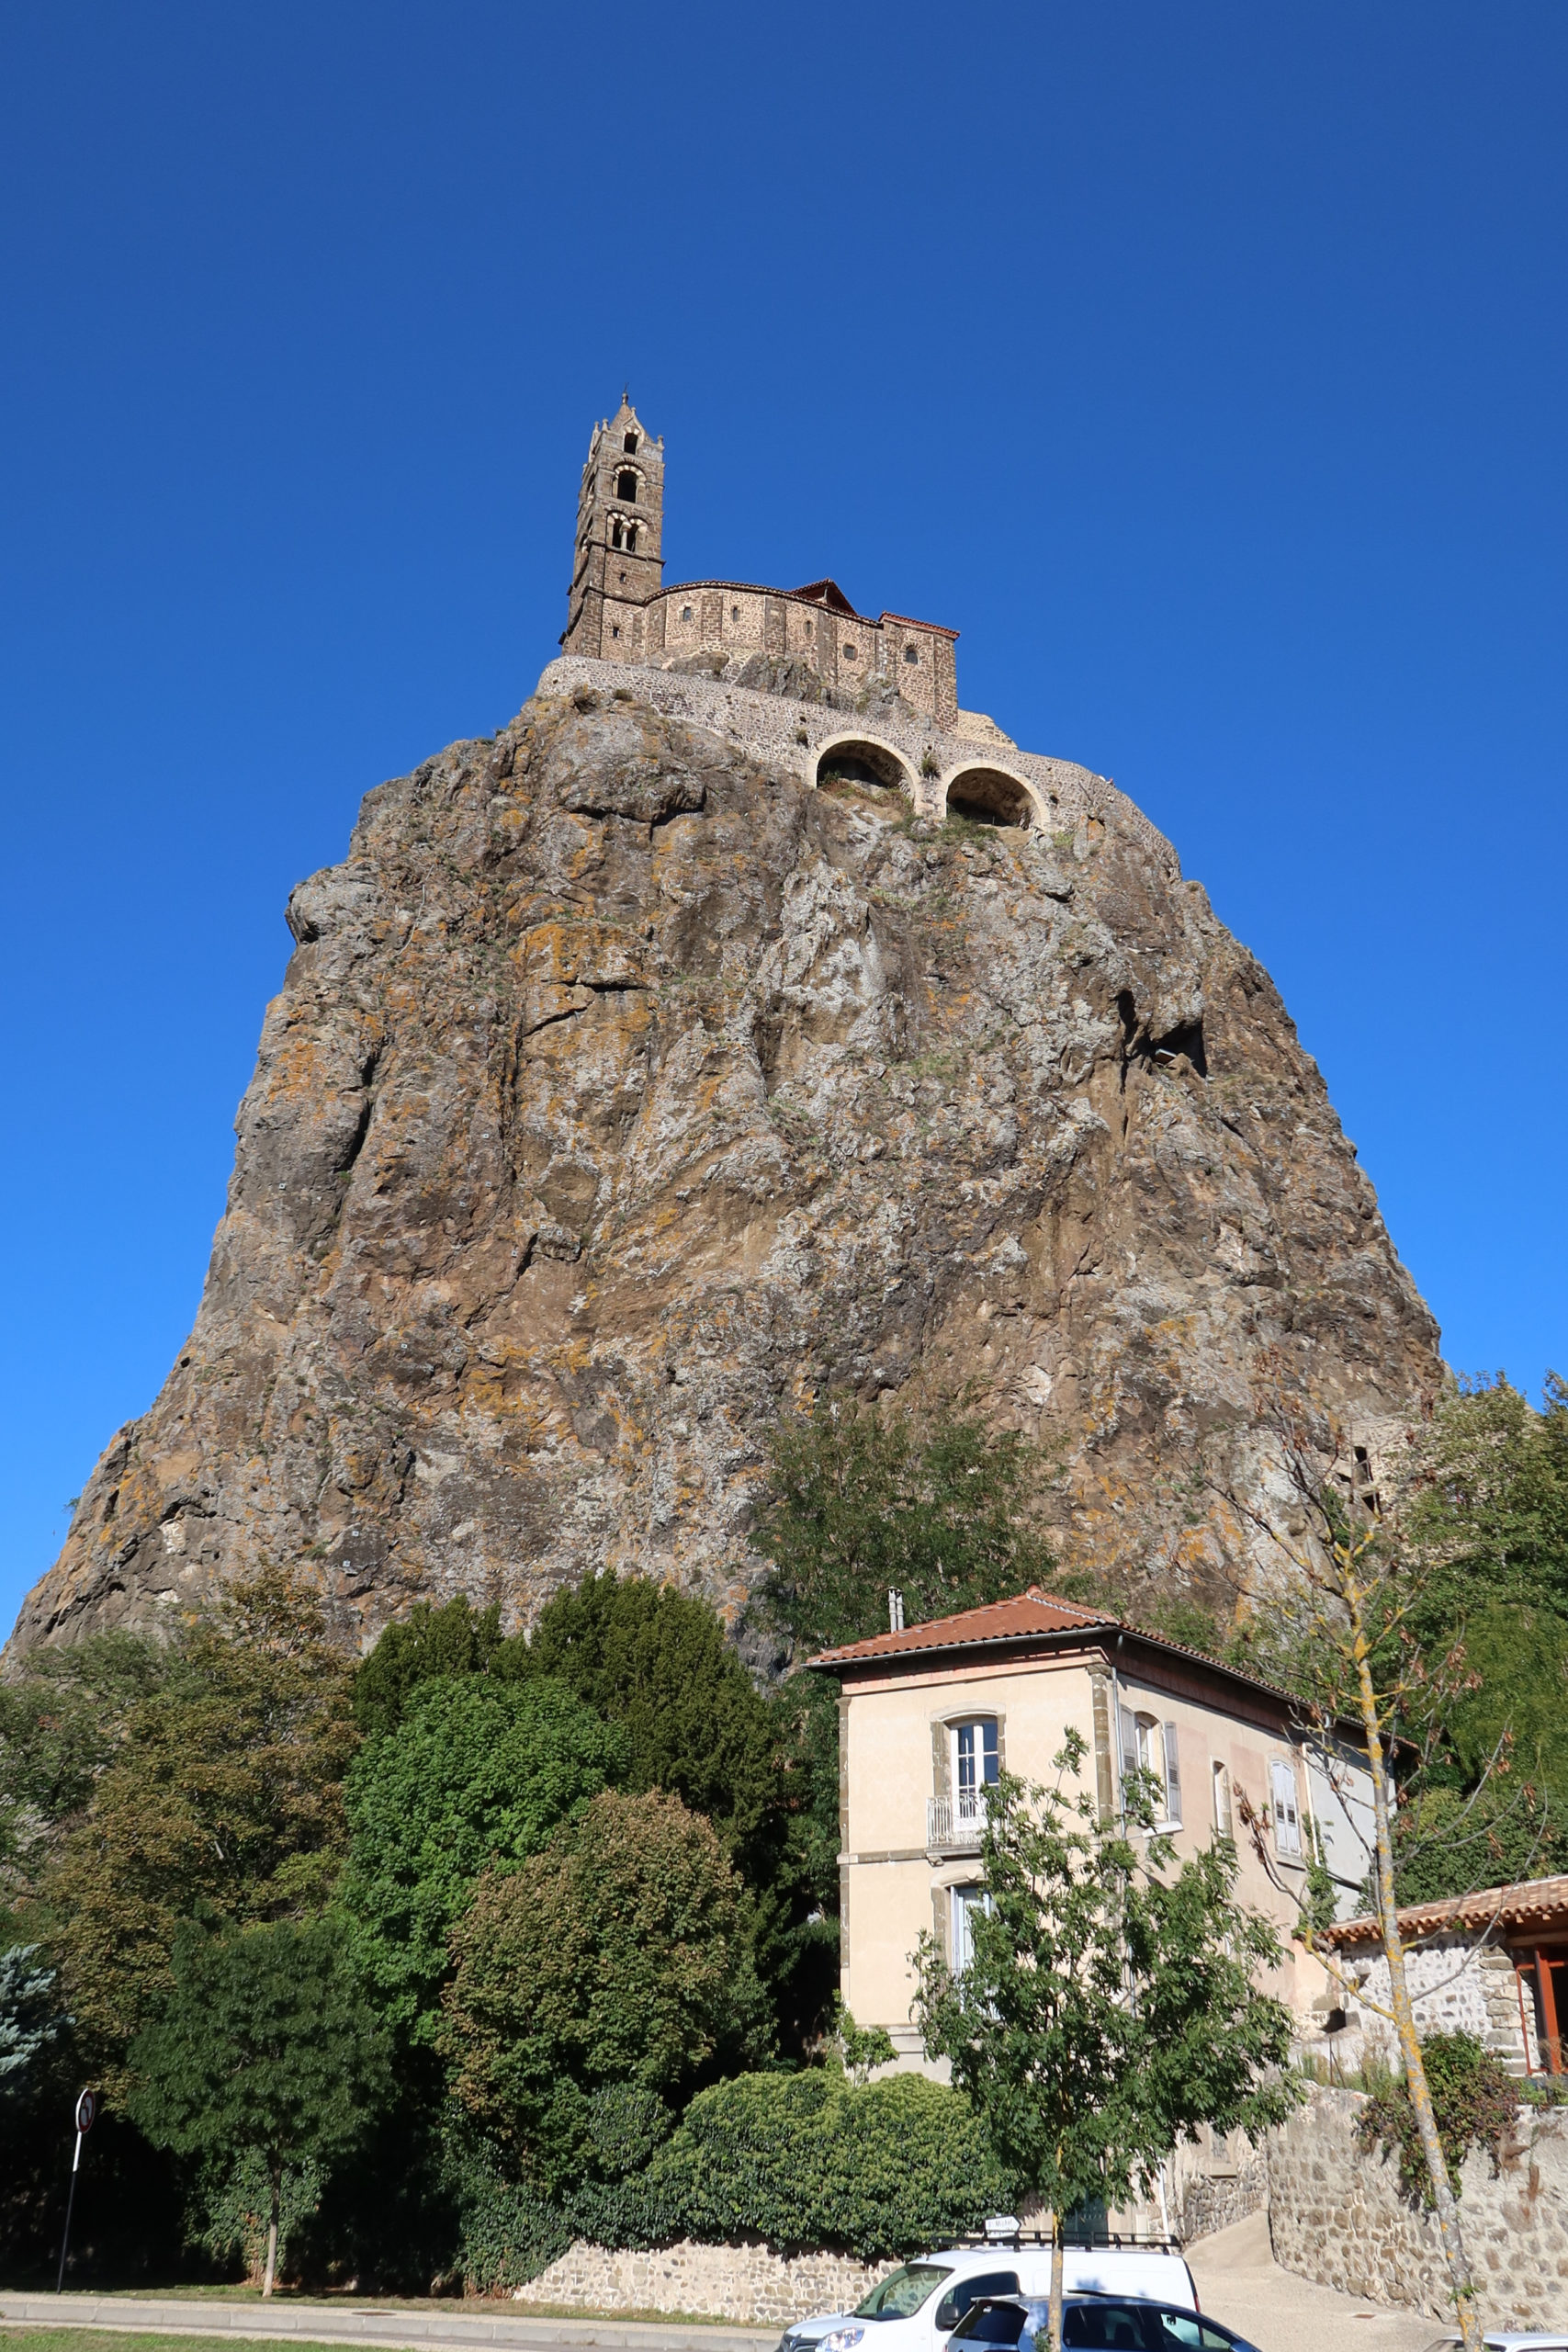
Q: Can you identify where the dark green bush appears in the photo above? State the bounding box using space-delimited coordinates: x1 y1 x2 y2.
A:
610 2068 1011 2262
1356 2030 1520 2201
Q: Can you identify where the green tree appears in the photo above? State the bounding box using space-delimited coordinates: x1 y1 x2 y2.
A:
352 1597 506 1737
352 1577 840 2056
0 1944 67 2115
441 1788 769 2193
757 1397 1055 1653
342 1676 627 2047
28 1567 357 2086
505 1569 837 2052
1391 1379 1568 1871
511 1571 784 1861
914 1736 1299 2352
130 1916 390 2295
1404 1374 1568 1614
0 1631 168 1896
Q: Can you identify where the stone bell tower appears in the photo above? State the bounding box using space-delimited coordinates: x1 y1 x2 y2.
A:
561 395 665 660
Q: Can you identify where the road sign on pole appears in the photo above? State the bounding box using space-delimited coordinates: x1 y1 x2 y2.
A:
55 2087 97 2293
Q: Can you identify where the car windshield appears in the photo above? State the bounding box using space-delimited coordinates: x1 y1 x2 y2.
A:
854 2267 955 2319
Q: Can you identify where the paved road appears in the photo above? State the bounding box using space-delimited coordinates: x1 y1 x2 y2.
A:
0 2293 775 2352
1188 2212 1438 2352
1 2233 1447 2352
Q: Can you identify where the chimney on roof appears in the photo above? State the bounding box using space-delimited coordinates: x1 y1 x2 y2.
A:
887 1589 905 1633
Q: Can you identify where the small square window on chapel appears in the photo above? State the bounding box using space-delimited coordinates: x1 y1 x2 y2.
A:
682 605 693 621
904 644 919 663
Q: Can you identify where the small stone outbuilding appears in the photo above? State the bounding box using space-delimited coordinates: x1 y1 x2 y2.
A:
1316 1872 1568 2077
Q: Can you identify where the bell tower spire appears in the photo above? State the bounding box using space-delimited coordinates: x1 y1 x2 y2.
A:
561 396 665 659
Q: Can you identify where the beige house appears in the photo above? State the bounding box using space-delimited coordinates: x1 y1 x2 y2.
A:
807 1586 1375 2069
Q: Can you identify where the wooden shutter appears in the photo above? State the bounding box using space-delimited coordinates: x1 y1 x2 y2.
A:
931 1720 951 1800
1162 1723 1183 1826
1118 1704 1139 1787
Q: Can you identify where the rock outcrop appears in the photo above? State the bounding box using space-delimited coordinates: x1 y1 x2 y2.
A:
8 676 1441 1657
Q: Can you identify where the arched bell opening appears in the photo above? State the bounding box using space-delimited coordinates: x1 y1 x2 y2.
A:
943 766 1036 829
815 738 911 795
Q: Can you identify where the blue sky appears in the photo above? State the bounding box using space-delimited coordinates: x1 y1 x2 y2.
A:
2 3 1563 1641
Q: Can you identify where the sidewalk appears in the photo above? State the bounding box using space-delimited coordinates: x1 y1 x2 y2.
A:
0 2293 776 2352
1187 2211 1437 2352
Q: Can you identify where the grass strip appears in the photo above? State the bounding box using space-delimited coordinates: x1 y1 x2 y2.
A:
0 2334 354 2352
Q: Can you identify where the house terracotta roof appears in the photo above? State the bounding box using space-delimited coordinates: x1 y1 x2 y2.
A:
803 1584 1342 1734
1322 1873 1568 1949
806 1586 1117 1668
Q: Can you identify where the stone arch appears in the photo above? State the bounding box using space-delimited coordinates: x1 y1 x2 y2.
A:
813 735 913 795
941 763 1043 829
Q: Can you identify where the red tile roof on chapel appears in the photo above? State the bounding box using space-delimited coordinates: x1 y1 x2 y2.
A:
807 1586 1117 1669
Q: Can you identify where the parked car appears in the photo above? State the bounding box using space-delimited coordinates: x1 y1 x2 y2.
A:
950 2295 1261 2352
1425 2339 1568 2351
776 2242 1201 2352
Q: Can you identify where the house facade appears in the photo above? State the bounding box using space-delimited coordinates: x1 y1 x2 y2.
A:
807 1586 1376 2069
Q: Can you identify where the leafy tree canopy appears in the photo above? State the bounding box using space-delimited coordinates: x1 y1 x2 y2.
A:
130 1914 390 2294
915 1736 1299 2345
510 1570 785 1863
757 1396 1056 1653
0 1630 168 1890
1405 1374 1568 1615
352 1597 506 1738
352 1576 840 2057
28 1567 357 2085
0 1943 68 2115
342 1675 627 2047
441 1788 770 2194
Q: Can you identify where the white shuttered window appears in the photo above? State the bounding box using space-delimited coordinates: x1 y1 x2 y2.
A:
1271 1758 1303 1857
1117 1706 1182 1828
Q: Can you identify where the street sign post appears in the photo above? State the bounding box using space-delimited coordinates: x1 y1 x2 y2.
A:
54 2088 96 2292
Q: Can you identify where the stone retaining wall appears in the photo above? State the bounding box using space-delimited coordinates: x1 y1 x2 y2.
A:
532 654 1182 880
517 2237 897 2327
1266 2086 1568 2326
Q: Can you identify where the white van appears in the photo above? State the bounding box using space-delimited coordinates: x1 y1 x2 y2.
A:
777 2240 1201 2352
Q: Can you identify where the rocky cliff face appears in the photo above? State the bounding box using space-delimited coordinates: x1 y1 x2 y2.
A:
9 678 1442 1657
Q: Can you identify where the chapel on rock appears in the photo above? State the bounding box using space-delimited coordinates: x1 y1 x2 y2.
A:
560 396 961 728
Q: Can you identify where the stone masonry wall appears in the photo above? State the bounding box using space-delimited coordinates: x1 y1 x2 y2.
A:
534 654 1181 878
1168 2128 1269 2243
1335 1937 1537 2074
1266 2086 1568 2326
517 2237 897 2325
